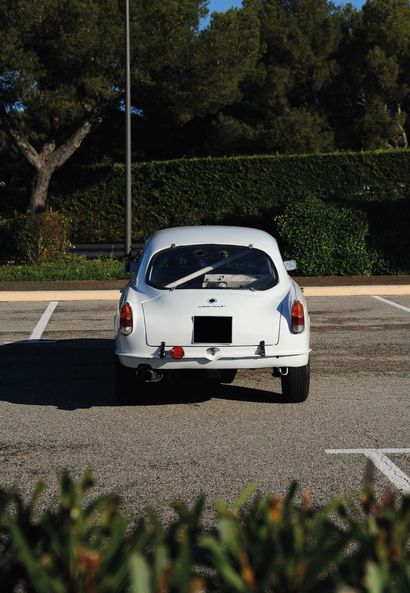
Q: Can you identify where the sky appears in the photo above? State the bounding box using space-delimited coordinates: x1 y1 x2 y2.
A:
208 0 366 13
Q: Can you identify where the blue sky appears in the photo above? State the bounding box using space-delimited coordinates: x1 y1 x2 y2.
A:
208 0 366 13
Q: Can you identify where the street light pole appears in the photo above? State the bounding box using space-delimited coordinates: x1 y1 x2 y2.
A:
124 0 132 259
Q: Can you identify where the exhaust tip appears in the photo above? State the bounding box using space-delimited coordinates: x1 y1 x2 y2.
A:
139 367 163 383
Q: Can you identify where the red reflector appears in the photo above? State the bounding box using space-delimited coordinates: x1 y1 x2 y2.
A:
291 300 304 334
120 302 133 335
171 346 184 359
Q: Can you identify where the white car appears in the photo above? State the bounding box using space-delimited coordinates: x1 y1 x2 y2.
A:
114 226 310 403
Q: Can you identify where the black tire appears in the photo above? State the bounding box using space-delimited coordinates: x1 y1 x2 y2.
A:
281 362 310 403
220 369 237 384
115 356 141 404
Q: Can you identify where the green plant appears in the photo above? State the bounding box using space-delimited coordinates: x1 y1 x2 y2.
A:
201 481 410 593
18 211 72 264
0 471 146 593
2 150 410 273
0 471 409 593
0 255 129 281
46 150 410 245
275 195 378 276
0 215 14 263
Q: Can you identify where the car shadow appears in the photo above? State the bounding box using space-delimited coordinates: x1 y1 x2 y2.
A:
0 339 117 410
0 339 283 409
212 383 285 404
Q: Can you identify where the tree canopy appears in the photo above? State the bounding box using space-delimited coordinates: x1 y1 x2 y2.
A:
0 0 409 210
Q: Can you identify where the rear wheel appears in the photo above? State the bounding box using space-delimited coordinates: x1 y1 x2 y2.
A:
220 369 237 384
115 356 142 404
281 362 310 403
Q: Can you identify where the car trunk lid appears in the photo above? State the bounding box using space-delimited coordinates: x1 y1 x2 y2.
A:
142 290 283 347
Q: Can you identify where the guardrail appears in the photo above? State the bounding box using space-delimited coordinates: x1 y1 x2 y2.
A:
69 243 144 258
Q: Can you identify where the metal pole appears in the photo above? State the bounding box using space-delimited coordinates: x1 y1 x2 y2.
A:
124 0 132 259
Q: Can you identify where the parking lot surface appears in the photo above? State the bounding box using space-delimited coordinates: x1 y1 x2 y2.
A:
0 292 409 523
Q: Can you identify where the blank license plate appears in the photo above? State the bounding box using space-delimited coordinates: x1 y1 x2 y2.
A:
193 316 232 343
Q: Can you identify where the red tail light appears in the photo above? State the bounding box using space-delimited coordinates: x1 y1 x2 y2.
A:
119 302 133 335
171 346 184 359
291 300 304 334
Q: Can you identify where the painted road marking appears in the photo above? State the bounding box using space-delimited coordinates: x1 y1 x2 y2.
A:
326 448 410 494
372 295 410 313
29 301 58 340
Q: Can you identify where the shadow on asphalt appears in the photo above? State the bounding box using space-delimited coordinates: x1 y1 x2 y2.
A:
0 339 282 410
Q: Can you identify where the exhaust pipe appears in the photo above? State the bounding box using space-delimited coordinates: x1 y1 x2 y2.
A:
272 367 288 377
139 366 163 383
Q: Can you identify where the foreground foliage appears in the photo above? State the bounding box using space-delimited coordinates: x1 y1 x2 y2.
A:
0 471 409 593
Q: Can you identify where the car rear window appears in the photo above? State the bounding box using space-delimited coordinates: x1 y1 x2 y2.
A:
146 244 278 290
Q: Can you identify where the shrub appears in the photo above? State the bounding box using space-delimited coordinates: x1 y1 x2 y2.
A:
275 196 378 275
5 211 72 264
0 471 409 593
0 255 129 281
0 216 15 263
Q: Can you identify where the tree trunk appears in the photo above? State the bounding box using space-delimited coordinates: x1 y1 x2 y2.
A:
30 166 53 212
0 107 98 211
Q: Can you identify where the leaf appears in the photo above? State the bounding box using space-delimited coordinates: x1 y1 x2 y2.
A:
130 553 152 593
364 562 384 593
232 482 257 515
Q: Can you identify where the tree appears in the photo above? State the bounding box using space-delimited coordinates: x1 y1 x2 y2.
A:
125 0 260 157
0 0 261 209
326 0 410 149
207 0 342 155
0 0 124 211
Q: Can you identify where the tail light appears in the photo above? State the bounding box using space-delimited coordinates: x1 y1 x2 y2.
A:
171 346 184 359
119 302 133 335
291 300 304 334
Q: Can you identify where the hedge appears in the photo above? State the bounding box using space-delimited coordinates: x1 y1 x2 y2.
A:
46 150 410 239
2 150 410 273
1 470 409 593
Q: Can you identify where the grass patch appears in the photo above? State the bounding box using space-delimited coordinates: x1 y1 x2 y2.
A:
0 255 130 281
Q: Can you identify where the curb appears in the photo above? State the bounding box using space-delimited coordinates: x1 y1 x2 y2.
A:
303 285 410 297
0 285 409 301
0 290 121 302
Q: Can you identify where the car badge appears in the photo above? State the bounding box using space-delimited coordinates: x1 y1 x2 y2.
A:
208 298 217 304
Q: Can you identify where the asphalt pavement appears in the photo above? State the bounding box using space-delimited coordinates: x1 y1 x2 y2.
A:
0 279 409 525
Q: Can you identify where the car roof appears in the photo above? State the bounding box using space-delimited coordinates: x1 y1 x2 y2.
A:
145 226 280 255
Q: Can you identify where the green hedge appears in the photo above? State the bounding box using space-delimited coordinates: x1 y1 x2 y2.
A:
48 150 410 241
1 471 409 593
2 150 410 274
46 150 410 274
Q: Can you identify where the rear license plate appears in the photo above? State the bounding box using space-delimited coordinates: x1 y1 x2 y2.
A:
193 316 232 343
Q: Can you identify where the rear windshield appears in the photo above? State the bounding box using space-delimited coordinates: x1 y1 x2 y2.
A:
146 244 278 290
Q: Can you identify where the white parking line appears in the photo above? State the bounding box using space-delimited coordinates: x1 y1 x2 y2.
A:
326 448 410 494
29 301 58 340
372 295 410 313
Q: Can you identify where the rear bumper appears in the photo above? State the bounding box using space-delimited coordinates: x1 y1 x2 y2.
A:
116 350 310 370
